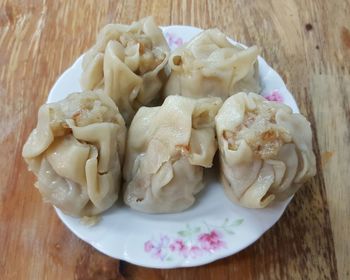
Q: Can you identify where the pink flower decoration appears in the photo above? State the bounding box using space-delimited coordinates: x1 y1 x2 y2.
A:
144 240 154 252
169 239 187 252
198 230 226 252
169 239 189 257
188 245 202 258
174 37 183 47
143 218 243 261
264 90 283 102
144 235 170 260
165 32 184 49
169 240 204 258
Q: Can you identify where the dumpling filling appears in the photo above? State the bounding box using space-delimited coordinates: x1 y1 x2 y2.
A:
223 103 292 160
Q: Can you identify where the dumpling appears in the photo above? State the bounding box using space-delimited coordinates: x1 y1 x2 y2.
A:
123 95 222 213
164 29 260 99
22 90 126 217
81 16 170 124
215 92 316 208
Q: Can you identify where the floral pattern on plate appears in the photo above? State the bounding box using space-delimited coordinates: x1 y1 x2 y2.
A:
263 89 284 102
144 218 244 261
165 32 184 49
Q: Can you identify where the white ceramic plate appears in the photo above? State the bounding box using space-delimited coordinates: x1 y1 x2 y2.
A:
49 25 299 268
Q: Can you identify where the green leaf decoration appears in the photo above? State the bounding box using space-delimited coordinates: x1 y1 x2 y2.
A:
230 218 244 227
177 230 188 237
225 229 235 235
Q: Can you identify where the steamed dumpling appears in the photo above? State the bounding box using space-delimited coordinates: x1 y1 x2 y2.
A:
164 29 260 99
215 92 316 208
22 90 126 217
81 16 170 124
123 95 222 213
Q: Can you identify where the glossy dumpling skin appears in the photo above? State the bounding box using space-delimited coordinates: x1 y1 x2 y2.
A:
22 90 126 217
215 92 316 208
81 16 170 124
123 95 222 213
164 29 260 99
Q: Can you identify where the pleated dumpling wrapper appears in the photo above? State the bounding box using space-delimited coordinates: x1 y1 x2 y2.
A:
164 29 260 99
123 95 222 213
22 90 126 217
81 16 170 124
215 92 316 208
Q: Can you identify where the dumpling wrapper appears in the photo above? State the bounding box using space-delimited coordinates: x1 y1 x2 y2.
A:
22 90 126 217
123 95 222 213
215 92 316 208
81 16 170 124
164 29 260 100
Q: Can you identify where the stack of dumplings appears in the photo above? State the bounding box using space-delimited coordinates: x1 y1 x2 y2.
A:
22 17 316 219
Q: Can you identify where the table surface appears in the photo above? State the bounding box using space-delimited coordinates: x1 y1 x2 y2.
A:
1 0 349 279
